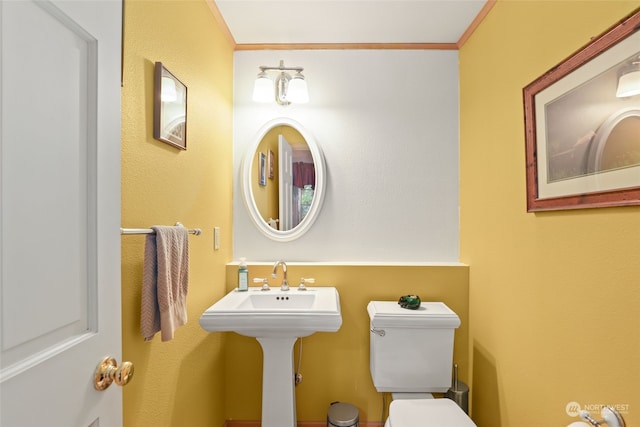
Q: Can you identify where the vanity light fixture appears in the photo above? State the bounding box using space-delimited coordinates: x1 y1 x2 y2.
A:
616 59 640 98
252 60 309 105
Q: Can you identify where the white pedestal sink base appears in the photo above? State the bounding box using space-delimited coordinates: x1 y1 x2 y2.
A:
199 287 343 427
256 336 298 427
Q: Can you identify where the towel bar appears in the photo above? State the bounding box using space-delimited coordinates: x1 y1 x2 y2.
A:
120 222 202 236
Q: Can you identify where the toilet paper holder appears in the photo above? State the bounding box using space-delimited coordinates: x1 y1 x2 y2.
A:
573 406 626 427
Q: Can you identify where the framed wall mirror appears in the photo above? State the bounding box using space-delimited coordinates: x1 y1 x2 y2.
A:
241 118 326 242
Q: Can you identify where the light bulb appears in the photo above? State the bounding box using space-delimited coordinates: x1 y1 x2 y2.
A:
287 73 309 103
252 71 274 103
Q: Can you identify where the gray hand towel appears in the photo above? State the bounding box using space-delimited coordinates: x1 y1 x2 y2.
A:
141 225 189 341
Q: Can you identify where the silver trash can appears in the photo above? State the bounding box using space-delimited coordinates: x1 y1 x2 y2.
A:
327 402 359 427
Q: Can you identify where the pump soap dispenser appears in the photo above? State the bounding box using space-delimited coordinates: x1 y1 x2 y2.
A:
238 258 249 291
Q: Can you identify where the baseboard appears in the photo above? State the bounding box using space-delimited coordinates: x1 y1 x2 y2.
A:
224 421 384 427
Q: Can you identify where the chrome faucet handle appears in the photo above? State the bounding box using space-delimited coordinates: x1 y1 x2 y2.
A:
298 278 315 290
253 278 271 291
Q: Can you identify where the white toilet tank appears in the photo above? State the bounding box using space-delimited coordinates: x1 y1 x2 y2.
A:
368 301 460 393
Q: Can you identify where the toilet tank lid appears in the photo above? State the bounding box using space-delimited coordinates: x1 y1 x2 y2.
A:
367 301 460 328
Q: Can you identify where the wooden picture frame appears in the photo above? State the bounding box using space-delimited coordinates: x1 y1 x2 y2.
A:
259 152 267 186
153 62 187 150
523 9 640 212
268 149 275 179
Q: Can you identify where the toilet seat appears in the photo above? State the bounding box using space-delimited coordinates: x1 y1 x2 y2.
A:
388 399 477 427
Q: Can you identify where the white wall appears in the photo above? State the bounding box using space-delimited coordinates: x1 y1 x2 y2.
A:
233 50 460 262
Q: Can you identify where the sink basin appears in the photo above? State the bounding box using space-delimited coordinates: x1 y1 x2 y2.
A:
199 286 342 338
199 286 342 427
237 292 315 309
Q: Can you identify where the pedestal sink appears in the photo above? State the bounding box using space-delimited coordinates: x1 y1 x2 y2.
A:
199 286 342 427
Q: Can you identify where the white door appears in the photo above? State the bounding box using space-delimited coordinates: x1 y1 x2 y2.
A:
278 135 294 231
0 0 123 426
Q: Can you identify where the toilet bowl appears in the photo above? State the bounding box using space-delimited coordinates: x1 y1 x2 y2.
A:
368 301 476 427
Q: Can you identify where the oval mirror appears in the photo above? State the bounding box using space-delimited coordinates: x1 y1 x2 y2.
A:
241 118 326 241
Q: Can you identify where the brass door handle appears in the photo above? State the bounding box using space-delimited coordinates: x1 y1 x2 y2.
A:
94 357 134 390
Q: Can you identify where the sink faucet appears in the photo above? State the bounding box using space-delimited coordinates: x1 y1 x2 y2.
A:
272 260 289 291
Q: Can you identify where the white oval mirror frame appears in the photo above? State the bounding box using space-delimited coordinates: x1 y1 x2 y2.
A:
241 118 326 242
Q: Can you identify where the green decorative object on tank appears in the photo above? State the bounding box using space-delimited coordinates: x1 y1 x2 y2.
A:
398 295 421 310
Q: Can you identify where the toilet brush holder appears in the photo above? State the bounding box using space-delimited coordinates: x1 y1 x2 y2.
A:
446 381 469 414
445 364 469 414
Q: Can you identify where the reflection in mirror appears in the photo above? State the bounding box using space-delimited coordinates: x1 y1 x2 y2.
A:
241 118 325 242
587 108 640 173
252 125 314 231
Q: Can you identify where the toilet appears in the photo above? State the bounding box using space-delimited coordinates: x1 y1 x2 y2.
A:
368 301 476 427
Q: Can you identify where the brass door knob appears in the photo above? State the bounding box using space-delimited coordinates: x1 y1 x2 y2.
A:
94 357 134 390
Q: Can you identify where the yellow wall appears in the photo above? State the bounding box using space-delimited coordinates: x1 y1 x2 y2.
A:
223 263 470 424
121 0 233 426
459 2 640 427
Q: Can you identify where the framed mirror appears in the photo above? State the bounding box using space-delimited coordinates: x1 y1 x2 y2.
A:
241 118 326 241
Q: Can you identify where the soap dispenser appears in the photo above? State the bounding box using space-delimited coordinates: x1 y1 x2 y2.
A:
238 258 249 291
